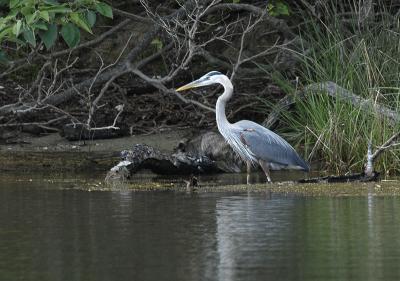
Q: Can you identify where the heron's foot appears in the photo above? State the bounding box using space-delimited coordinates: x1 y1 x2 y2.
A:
247 175 251 185
246 161 251 185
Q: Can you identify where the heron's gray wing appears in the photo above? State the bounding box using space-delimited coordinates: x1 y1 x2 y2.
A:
234 120 309 170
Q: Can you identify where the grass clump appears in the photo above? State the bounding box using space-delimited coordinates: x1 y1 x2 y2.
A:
272 2 400 174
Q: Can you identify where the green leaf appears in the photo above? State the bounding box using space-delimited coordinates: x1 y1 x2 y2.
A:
275 2 289 16
151 38 163 51
39 11 50 22
25 13 37 25
70 12 92 34
9 7 19 16
12 19 22 36
40 23 57 49
21 6 34 16
86 10 96 27
23 29 36 47
95 2 113 18
10 0 21 9
61 23 80 48
32 21 49 30
0 27 12 42
267 1 289 17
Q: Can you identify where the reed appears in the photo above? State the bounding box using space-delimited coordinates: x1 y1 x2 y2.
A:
267 2 400 174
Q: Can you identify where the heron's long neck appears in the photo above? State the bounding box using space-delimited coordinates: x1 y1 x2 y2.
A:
216 78 233 133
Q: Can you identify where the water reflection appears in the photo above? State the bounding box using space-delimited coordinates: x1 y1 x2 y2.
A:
1 179 400 281
216 194 297 280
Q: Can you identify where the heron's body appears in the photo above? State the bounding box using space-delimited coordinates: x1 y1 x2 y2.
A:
176 71 309 183
227 120 309 170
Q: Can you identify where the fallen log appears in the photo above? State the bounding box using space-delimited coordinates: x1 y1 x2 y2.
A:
105 143 223 182
105 131 382 184
264 81 400 128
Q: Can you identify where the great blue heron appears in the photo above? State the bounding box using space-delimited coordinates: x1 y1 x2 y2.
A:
176 71 309 183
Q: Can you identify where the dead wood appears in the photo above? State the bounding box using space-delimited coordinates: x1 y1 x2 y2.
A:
365 131 400 177
264 81 400 128
105 143 221 181
297 171 379 183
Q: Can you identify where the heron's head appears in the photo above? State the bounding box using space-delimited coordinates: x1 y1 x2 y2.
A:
176 71 224 92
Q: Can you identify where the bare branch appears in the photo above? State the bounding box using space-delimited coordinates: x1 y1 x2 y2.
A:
88 105 124 131
365 131 400 176
0 116 67 128
371 131 400 162
129 67 215 112
113 8 152 23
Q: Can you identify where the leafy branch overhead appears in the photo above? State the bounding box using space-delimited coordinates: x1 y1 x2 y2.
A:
0 0 113 55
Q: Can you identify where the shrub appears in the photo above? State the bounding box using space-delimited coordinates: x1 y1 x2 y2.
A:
0 0 113 62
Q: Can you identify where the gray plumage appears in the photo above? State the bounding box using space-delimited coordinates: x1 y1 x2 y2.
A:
232 120 309 170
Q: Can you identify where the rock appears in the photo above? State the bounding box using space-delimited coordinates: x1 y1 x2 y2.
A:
177 131 243 173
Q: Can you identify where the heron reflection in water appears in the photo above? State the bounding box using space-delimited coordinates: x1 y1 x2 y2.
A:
176 71 309 184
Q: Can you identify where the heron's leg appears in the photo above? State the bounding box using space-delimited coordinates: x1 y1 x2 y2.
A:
258 159 272 183
246 161 251 185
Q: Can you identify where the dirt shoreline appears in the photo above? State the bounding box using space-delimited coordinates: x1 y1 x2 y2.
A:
117 181 400 196
0 130 189 171
1 171 399 196
2 131 400 196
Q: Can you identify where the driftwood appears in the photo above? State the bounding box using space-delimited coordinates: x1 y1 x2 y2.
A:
106 142 381 182
105 130 384 184
105 143 223 182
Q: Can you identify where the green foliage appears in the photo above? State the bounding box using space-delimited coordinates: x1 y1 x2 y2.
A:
39 23 57 49
151 38 163 51
269 4 400 174
267 0 289 16
60 22 80 48
0 0 113 54
95 2 113 18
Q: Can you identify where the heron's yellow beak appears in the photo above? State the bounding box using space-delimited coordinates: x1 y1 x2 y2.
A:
175 81 199 92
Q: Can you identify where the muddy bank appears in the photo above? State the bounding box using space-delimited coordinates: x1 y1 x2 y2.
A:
99 174 400 197
0 130 189 171
81 180 400 196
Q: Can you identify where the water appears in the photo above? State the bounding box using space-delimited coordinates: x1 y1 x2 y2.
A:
1 174 400 281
